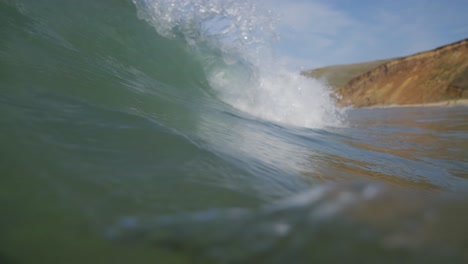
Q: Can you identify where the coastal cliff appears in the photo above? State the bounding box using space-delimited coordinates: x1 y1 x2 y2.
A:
338 39 468 107
301 60 389 90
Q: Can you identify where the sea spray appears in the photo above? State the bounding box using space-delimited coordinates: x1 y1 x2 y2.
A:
132 0 344 128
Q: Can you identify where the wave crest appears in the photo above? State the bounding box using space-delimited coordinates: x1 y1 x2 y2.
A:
132 0 344 128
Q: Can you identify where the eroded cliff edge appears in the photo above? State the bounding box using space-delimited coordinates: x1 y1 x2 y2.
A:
336 39 468 107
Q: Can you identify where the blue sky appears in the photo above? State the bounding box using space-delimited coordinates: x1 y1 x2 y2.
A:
260 0 468 70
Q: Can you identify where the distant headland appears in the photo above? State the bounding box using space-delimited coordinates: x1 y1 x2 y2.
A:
302 39 468 108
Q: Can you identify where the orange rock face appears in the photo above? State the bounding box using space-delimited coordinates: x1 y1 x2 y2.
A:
338 39 468 107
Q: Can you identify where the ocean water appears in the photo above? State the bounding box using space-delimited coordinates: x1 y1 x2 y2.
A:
1 0 467 263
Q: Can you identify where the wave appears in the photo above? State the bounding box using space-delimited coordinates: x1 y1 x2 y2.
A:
2 0 343 129
131 0 344 128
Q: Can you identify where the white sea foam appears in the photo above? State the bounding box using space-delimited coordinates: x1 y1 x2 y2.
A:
132 0 344 128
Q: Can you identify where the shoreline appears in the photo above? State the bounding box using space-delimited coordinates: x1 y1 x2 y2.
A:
361 99 468 109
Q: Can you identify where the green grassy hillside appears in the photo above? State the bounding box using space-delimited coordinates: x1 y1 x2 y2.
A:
301 59 389 90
